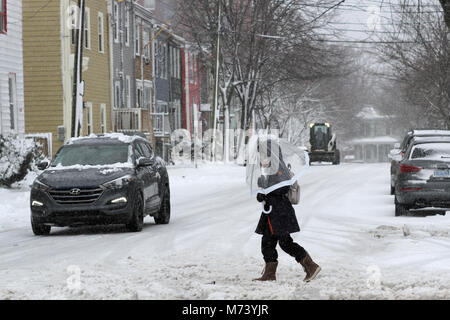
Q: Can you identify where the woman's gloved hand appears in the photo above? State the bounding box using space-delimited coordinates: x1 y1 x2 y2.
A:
256 193 266 203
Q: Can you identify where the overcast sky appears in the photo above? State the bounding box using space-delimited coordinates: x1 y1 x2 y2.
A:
326 0 443 42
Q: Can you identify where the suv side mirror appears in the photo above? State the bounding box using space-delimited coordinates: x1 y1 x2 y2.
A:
37 160 49 170
137 157 154 167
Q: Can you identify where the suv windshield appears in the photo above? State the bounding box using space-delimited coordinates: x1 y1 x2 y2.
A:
51 143 130 167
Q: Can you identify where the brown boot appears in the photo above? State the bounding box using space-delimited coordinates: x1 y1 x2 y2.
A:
299 253 321 282
253 262 278 281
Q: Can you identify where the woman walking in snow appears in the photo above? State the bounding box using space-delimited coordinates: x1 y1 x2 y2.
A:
252 139 321 282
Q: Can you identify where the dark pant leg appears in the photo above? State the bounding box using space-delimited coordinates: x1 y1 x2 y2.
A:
261 233 279 263
278 234 307 262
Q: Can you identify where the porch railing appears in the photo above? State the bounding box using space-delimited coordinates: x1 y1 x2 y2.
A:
114 108 142 132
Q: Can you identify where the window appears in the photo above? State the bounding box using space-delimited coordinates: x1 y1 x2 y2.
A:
164 44 168 79
135 21 140 56
143 29 150 59
114 81 121 108
124 8 129 47
139 142 154 158
70 3 77 45
85 102 93 135
100 104 106 133
53 144 130 166
113 2 119 42
134 142 154 160
171 47 175 78
190 54 194 83
194 55 198 84
144 82 152 110
8 73 17 131
136 81 143 108
98 12 104 53
126 76 131 108
84 7 90 49
156 41 167 79
144 0 155 9
155 40 159 77
176 49 180 79
0 0 7 34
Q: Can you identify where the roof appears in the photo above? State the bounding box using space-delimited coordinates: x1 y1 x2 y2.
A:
356 106 389 120
349 136 399 145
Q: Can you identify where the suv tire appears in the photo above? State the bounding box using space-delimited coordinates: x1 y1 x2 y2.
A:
31 217 51 236
155 188 170 225
126 194 144 232
395 197 409 216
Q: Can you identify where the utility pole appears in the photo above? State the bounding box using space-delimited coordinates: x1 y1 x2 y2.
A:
211 0 221 161
71 0 86 138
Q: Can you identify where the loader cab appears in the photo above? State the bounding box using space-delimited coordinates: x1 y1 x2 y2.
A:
310 123 332 151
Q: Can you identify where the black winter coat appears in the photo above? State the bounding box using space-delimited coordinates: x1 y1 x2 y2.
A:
255 186 300 236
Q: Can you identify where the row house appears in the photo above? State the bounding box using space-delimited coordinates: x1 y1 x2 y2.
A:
0 0 25 136
22 0 112 155
168 36 183 135
111 0 154 143
17 0 212 161
181 45 201 141
153 26 171 159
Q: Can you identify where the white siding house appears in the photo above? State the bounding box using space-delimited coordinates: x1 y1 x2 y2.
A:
0 0 25 135
349 106 399 162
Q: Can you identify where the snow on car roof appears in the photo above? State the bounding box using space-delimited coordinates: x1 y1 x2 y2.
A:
410 130 450 136
67 133 147 145
411 136 450 144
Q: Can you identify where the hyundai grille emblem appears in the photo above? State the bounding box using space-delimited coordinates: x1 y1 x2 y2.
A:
70 188 81 195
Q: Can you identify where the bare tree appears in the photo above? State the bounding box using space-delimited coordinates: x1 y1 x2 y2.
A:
180 0 347 129
378 7 450 128
439 0 450 29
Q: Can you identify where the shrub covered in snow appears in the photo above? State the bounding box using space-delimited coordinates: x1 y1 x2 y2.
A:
0 135 43 188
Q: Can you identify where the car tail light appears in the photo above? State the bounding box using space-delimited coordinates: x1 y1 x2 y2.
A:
399 187 422 191
400 164 421 173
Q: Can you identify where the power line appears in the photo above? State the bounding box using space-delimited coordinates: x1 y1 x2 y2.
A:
311 39 428 43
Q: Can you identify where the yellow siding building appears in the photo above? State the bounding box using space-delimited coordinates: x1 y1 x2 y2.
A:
23 0 112 156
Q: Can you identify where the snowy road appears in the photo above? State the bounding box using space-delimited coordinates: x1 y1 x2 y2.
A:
2 163 450 299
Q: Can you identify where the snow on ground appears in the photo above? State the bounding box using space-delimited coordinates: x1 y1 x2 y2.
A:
2 162 450 299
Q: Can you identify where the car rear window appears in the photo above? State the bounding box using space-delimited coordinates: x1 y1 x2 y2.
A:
409 143 450 161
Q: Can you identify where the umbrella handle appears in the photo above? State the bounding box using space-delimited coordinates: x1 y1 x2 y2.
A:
262 202 272 214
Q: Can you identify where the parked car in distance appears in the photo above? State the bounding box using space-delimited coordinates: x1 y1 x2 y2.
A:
394 136 450 216
30 133 170 235
390 129 450 195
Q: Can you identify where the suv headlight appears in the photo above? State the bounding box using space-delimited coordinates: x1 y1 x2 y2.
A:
102 175 133 189
32 179 49 191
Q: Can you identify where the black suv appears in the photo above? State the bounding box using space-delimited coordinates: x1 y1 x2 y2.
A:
30 134 170 235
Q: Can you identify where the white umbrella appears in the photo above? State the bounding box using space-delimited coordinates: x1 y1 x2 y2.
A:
246 134 309 199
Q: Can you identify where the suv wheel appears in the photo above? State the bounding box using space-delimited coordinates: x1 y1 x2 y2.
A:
126 194 144 232
395 197 409 216
31 217 51 236
155 188 170 225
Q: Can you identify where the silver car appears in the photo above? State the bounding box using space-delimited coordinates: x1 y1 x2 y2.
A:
389 130 450 195
395 136 450 216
